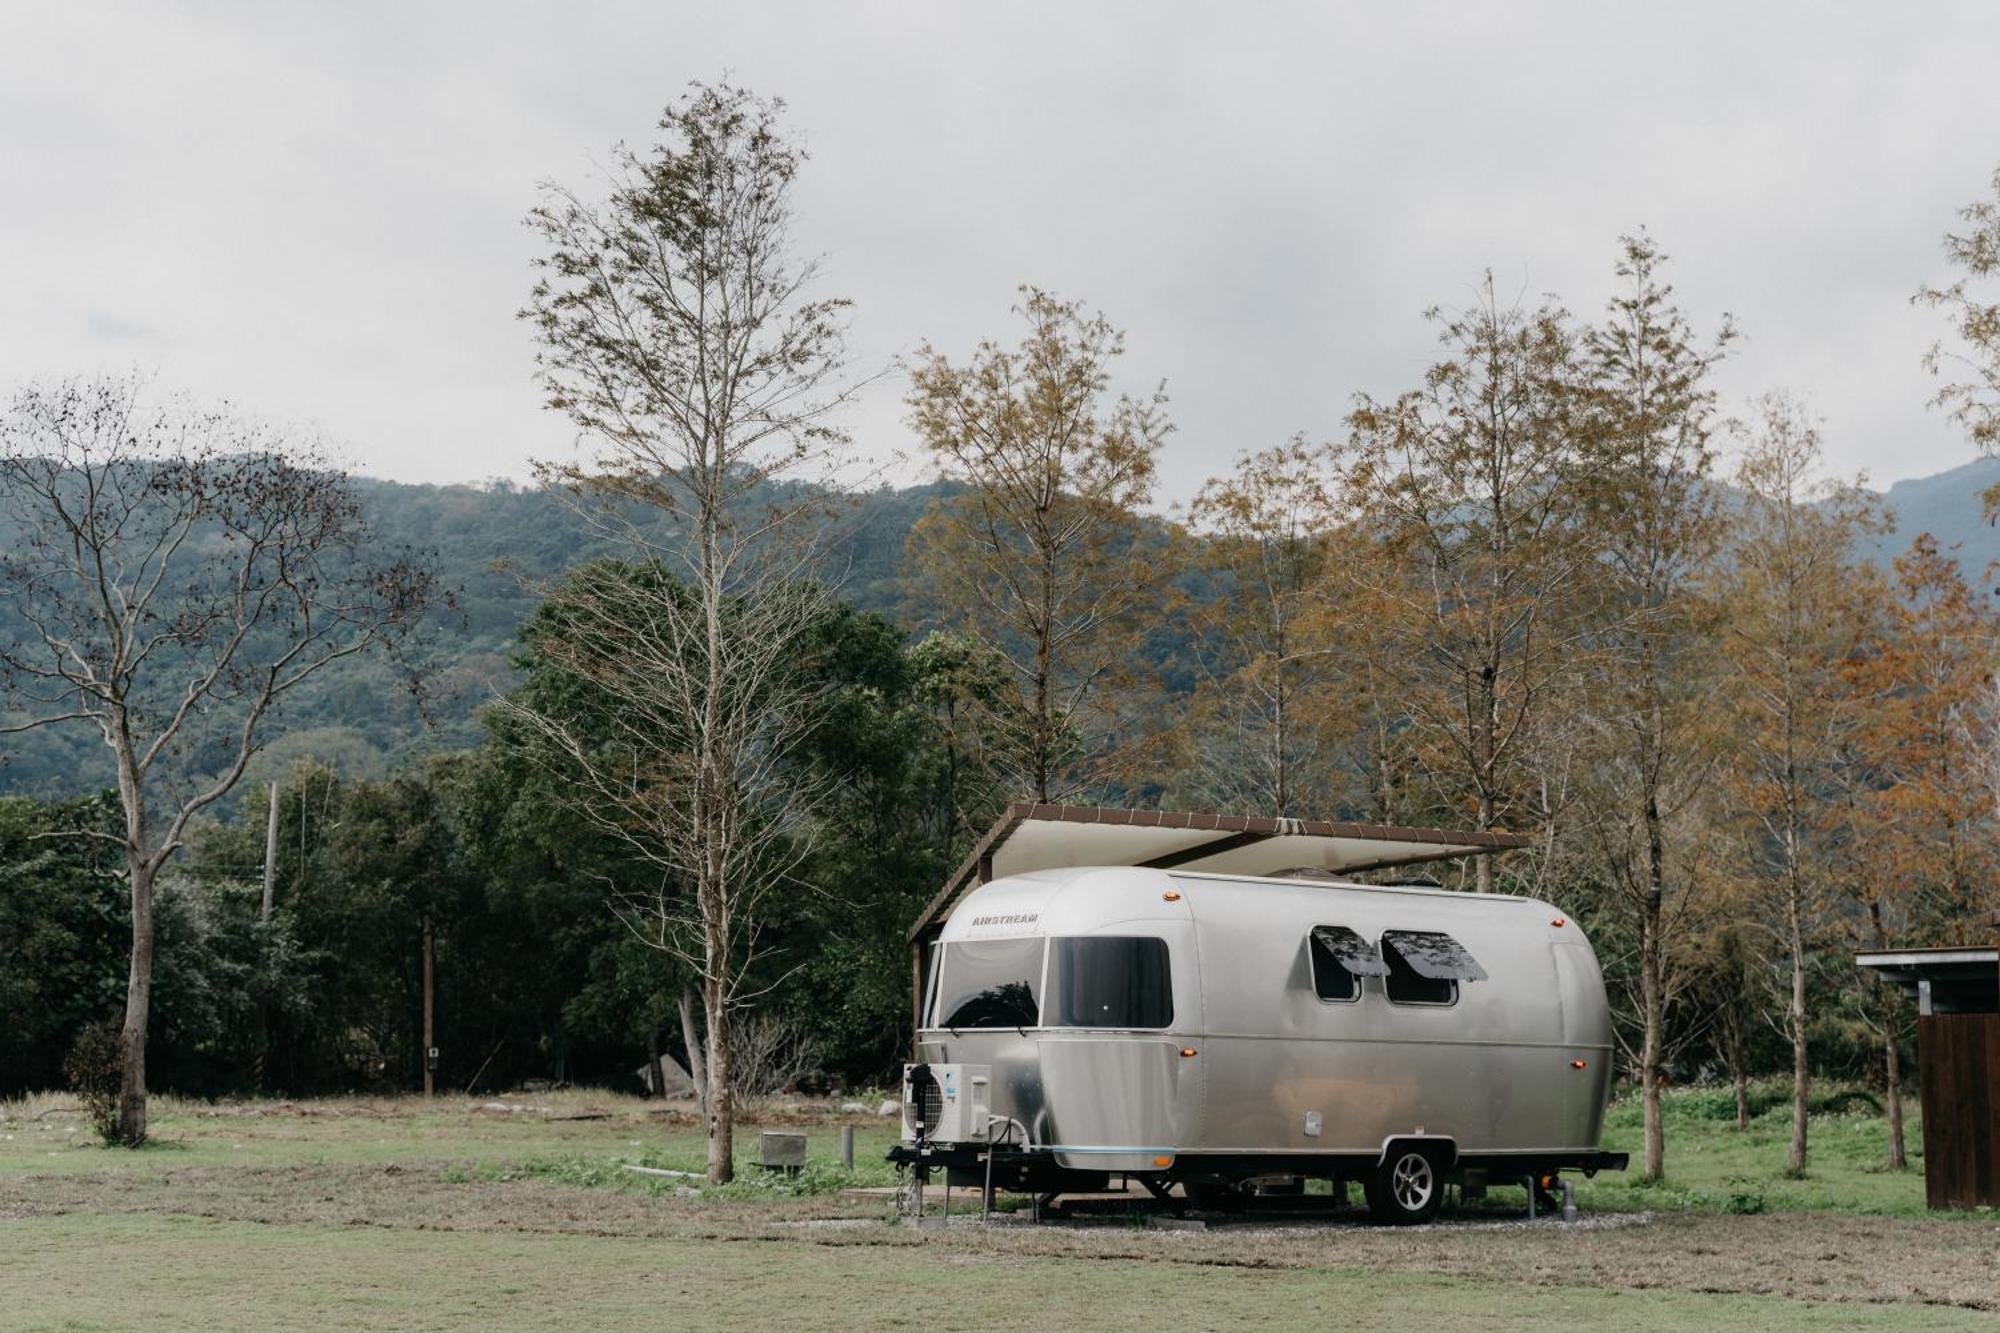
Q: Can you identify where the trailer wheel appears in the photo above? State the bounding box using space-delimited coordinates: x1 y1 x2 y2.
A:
1365 1145 1443 1225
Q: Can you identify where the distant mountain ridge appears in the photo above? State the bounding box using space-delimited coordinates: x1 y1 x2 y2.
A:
1860 456 2000 577
1 458 1993 800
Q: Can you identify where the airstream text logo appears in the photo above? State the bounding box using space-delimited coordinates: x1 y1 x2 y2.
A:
970 913 1038 927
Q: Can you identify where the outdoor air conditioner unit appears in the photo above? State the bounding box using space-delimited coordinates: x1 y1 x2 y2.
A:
901 1062 991 1144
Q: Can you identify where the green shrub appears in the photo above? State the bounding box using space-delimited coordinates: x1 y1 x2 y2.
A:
1722 1177 1766 1214
62 1019 128 1145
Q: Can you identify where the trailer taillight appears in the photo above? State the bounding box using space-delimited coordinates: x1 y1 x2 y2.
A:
1179 1048 1198 1058
1551 917 1566 928
1162 890 1182 902
1570 1059 1587 1069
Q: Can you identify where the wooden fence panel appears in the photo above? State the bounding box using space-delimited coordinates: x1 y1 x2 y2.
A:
1918 1013 2000 1209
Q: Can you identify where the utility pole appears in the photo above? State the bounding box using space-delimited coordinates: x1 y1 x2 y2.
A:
422 916 435 1097
260 779 279 922
255 780 279 1092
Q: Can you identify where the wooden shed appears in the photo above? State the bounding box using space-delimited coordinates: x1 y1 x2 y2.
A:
1854 945 2000 1209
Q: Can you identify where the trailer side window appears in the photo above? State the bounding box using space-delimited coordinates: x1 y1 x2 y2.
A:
1381 929 1488 1007
1309 925 1386 1002
934 937 1045 1029
1049 936 1173 1029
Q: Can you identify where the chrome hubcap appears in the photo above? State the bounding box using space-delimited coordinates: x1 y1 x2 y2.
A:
1391 1153 1433 1210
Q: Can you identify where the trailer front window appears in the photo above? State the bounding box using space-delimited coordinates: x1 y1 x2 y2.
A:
933 938 1045 1029
1050 936 1173 1029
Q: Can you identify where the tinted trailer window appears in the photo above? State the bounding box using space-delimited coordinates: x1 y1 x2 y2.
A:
1310 924 1389 1002
1382 929 1487 1006
934 937 1045 1028
1050 936 1173 1028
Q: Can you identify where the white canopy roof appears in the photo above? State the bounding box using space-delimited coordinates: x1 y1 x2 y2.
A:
911 803 1531 940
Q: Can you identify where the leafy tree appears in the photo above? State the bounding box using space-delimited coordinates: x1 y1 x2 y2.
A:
905 287 1170 802
1718 393 1886 1173
904 630 1014 849
1343 277 1594 889
1571 233 1734 1179
1843 534 1998 1167
0 792 126 1094
1175 437 1340 816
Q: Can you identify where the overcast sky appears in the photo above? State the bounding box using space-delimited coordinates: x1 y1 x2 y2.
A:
4 2 1998 506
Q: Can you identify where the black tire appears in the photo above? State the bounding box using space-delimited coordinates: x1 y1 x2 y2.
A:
1364 1145 1444 1225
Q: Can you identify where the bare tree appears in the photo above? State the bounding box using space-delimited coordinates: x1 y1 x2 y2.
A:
0 374 434 1144
904 288 1170 802
516 83 856 1183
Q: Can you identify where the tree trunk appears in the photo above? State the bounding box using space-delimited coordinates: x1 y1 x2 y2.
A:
679 987 708 1120
1787 893 1809 1173
117 852 155 1146
702 980 733 1184
1884 1021 1907 1170
1716 1006 1750 1130
1639 940 1664 1178
1473 793 1494 894
1639 786 1667 1179
1869 901 1907 1169
1034 548 1054 804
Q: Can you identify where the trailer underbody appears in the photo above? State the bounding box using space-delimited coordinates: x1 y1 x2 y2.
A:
886 1142 1631 1225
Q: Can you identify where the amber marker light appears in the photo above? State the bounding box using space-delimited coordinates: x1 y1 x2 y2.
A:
1162 890 1182 902
1153 1156 1173 1168
1180 1048 1198 1058
1570 1059 1588 1069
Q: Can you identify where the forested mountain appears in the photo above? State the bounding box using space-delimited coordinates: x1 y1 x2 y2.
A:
2 458 1992 801
0 476 957 799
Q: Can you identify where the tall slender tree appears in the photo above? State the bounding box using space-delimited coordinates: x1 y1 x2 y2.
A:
517 83 856 1183
1718 393 1885 1174
1343 276 1593 888
904 288 1169 802
1845 534 1998 1167
1176 437 1338 815
1573 234 1734 1179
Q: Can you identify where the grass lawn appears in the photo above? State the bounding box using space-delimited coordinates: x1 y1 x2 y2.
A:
1581 1083 1931 1216
0 1083 1986 1329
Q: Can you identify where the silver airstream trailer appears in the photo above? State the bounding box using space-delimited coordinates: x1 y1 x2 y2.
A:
893 805 1627 1222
